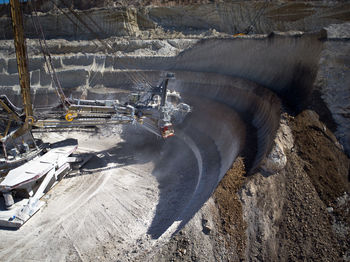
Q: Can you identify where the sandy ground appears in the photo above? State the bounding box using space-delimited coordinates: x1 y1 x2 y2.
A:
0 128 162 261
0 85 246 261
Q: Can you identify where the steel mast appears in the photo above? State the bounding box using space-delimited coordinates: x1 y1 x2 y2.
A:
9 0 33 126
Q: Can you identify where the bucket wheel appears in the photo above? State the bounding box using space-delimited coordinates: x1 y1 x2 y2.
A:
65 111 78 122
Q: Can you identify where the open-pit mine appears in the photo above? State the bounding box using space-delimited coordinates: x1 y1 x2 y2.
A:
0 1 349 261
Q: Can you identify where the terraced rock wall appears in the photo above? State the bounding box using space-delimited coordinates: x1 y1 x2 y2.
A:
0 1 349 39
0 32 324 164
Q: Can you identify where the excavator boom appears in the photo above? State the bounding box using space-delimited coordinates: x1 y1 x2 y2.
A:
9 0 32 121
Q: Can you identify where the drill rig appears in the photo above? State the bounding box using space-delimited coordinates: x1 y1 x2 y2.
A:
0 0 190 228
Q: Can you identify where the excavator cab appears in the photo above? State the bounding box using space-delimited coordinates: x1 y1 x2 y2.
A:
160 123 175 138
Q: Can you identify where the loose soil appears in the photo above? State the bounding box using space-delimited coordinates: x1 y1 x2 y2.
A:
213 157 247 261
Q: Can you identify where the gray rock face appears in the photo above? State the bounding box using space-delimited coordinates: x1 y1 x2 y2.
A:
261 118 294 175
1 1 349 40
2 30 348 157
0 32 327 163
323 22 350 40
315 24 350 155
0 58 5 73
0 73 19 86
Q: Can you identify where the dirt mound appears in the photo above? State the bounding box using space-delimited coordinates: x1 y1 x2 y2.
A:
291 110 350 260
213 157 247 261
238 110 350 261
292 110 349 204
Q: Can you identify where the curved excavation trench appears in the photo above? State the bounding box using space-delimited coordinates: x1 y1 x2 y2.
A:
0 33 323 261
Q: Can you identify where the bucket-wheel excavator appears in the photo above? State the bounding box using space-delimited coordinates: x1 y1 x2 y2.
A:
0 0 190 228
